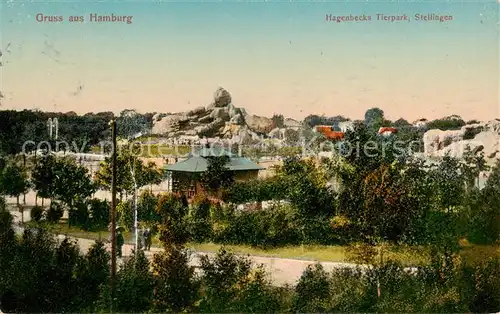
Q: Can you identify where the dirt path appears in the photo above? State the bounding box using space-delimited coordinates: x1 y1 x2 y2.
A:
7 204 362 286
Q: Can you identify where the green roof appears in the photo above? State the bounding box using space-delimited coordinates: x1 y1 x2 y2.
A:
165 154 264 173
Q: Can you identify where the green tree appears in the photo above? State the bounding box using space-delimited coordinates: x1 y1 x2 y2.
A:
74 240 110 312
156 193 190 248
199 156 234 196
1 161 30 222
188 194 213 242
364 107 385 130
32 155 95 208
429 155 466 213
31 154 56 205
278 156 335 217
94 148 155 199
292 263 331 313
116 109 151 139
199 248 281 313
462 145 489 192
52 157 96 209
87 198 110 229
360 163 422 242
99 249 154 312
142 161 163 191
464 160 500 244
137 190 161 224
151 247 199 312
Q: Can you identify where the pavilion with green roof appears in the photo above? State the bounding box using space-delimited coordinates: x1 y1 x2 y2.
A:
164 146 264 198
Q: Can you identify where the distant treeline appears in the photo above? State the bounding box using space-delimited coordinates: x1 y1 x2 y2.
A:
0 107 472 156
0 110 156 155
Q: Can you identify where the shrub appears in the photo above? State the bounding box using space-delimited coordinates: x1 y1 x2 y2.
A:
156 194 190 247
188 195 213 242
198 248 281 313
292 263 331 313
46 202 64 223
327 267 372 312
467 257 500 313
30 206 43 222
117 199 133 230
151 247 199 312
138 190 161 224
463 126 483 140
214 205 301 247
87 199 109 230
98 249 154 312
68 201 90 230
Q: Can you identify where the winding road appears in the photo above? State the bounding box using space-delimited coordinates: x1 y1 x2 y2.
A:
7 199 363 286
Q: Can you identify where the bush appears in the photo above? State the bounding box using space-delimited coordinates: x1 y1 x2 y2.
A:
151 247 199 312
467 257 500 313
188 195 213 242
138 190 161 224
68 201 90 230
98 249 154 312
117 199 133 230
463 126 483 140
198 248 282 313
214 205 301 247
87 199 109 230
427 117 465 130
292 263 331 313
156 194 191 247
46 202 64 223
30 206 43 222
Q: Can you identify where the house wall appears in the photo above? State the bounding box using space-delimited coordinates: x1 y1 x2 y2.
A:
234 170 259 181
171 169 260 199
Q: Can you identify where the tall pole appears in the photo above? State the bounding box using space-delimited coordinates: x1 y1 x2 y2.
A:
134 178 138 252
129 159 138 252
109 120 117 312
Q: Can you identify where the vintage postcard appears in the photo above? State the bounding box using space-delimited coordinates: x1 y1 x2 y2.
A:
0 0 499 313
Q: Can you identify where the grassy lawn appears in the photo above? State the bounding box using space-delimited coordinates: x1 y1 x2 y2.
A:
90 144 192 157
31 222 500 267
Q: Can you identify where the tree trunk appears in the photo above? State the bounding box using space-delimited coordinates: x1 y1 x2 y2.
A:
35 193 38 206
42 198 44 207
18 198 24 224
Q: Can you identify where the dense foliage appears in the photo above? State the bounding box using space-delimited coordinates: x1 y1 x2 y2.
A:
0 207 498 313
0 110 112 155
1 108 499 313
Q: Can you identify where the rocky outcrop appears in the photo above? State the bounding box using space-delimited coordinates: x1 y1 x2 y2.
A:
284 118 302 129
244 114 274 134
152 114 187 134
151 87 300 141
214 87 232 107
152 87 243 138
423 119 500 163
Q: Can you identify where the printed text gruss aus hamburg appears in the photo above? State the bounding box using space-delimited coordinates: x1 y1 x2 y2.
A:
325 13 453 23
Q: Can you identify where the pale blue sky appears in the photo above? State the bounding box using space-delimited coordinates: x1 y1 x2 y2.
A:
1 0 498 121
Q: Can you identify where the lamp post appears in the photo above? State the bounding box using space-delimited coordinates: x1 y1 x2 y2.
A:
129 159 139 252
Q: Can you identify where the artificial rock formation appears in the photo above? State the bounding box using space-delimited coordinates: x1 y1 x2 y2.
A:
423 119 500 164
152 87 260 140
151 87 304 142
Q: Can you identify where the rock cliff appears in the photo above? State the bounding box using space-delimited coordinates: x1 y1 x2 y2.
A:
423 119 500 163
151 87 298 142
